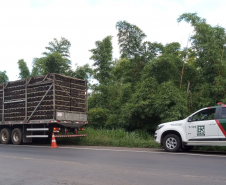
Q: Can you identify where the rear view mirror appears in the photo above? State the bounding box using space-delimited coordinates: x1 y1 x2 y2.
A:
188 117 192 122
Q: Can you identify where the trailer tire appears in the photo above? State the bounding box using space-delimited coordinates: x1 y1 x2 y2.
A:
0 128 12 144
11 128 23 145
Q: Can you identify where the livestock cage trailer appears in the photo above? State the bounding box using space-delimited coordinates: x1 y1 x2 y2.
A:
0 73 88 144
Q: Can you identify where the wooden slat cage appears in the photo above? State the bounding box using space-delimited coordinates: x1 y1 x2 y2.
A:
0 74 88 122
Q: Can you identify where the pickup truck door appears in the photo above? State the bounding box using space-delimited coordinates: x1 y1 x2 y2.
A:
217 107 226 140
186 108 218 141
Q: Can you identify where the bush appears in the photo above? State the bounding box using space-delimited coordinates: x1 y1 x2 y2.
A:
57 128 161 148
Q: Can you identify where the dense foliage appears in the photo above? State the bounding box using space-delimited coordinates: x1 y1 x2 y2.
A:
18 59 30 79
0 71 8 83
89 13 226 132
6 13 226 132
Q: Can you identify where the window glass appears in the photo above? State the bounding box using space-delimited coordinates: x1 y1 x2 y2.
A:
222 108 226 119
192 108 216 121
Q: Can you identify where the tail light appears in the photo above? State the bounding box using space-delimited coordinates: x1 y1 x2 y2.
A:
53 127 60 131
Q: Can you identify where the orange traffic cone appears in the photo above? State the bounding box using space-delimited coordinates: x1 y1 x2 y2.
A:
50 133 58 148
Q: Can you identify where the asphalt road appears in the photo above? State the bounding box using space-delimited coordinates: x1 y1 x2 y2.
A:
0 145 226 185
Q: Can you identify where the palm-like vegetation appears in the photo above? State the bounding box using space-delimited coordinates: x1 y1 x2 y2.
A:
43 37 71 62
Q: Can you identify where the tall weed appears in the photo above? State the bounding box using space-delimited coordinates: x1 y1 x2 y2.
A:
57 128 161 148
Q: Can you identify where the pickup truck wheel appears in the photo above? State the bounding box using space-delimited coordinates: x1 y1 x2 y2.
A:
11 128 23 145
163 134 181 152
182 146 194 152
0 128 12 144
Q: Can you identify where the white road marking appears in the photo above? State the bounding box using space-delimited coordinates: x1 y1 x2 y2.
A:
61 147 226 158
0 144 226 158
0 144 49 148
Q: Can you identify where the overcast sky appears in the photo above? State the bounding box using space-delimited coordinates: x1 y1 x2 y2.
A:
0 0 226 81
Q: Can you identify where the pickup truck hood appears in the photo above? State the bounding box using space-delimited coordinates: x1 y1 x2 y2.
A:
161 119 186 126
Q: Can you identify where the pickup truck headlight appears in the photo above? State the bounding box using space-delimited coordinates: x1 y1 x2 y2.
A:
156 125 164 130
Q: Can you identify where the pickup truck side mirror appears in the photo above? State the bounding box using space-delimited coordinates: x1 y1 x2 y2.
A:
188 117 192 122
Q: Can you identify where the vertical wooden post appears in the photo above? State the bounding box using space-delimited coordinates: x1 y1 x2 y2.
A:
25 79 27 123
53 74 56 120
86 81 88 113
2 84 4 123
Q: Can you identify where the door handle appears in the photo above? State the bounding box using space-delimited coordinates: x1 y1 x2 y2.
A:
209 123 216 125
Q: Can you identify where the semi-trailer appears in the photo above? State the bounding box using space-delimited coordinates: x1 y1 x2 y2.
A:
0 73 88 144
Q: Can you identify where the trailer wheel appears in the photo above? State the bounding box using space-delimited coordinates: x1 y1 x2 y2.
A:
0 128 12 144
11 128 23 145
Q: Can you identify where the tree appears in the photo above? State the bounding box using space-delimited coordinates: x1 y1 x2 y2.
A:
121 78 188 130
43 37 71 61
116 21 162 61
162 42 181 56
90 36 113 84
116 21 163 85
141 41 163 62
32 52 71 75
178 13 226 83
178 13 226 110
0 71 8 83
18 59 30 79
44 52 70 74
31 58 41 77
116 21 146 59
66 64 93 81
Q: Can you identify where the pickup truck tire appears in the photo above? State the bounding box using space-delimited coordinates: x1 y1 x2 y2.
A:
11 128 23 145
0 128 12 144
182 146 194 152
163 134 181 152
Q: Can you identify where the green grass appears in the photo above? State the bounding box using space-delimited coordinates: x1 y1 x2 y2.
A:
57 128 161 148
57 128 226 152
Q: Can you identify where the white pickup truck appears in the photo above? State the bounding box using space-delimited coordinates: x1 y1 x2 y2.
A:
154 103 226 152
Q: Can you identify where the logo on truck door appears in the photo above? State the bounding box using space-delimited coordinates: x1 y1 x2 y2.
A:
197 125 205 136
